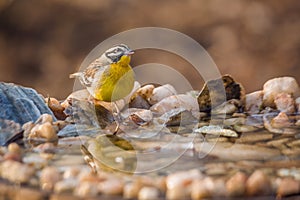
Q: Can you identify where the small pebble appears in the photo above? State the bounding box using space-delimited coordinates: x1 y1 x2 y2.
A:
98 178 124 195
53 120 68 132
40 166 61 191
138 186 160 200
36 113 53 124
246 170 272 196
277 177 300 197
166 169 202 190
263 77 300 108
3 152 22 162
125 108 153 126
45 97 67 120
0 160 35 183
194 125 238 137
129 94 151 109
54 178 78 194
8 142 21 154
245 90 263 114
274 93 296 114
226 172 247 197
166 170 202 199
213 178 227 197
63 167 81 179
166 185 190 200
151 94 198 115
123 181 142 199
29 122 58 141
295 97 300 113
22 121 35 138
33 142 56 153
74 182 98 197
191 177 214 200
149 84 177 105
136 84 155 100
271 112 293 128
211 99 239 115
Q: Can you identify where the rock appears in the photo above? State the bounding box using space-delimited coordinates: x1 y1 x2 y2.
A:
129 84 155 109
149 84 177 105
33 142 56 154
264 113 297 134
166 169 202 199
0 82 56 125
197 75 245 112
40 166 61 191
163 109 198 126
123 181 142 199
191 178 211 200
138 186 160 200
64 99 107 128
211 99 240 115
3 151 22 162
74 182 98 197
194 125 238 137
4 142 22 161
45 97 67 120
129 94 151 109
7 142 21 154
122 108 153 126
28 122 58 142
57 124 102 137
36 114 53 124
274 93 296 114
246 170 272 196
226 172 247 197
166 185 190 200
63 167 81 179
296 97 300 113
277 177 300 197
271 112 293 128
263 77 300 108
98 178 124 195
151 94 198 115
245 90 263 114
166 169 203 190
0 119 22 146
54 179 78 194
0 160 35 183
137 84 155 100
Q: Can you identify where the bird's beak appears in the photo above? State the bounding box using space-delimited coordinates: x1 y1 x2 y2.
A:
124 50 134 55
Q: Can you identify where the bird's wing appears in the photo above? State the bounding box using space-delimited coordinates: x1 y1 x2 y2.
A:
80 65 101 87
70 55 110 87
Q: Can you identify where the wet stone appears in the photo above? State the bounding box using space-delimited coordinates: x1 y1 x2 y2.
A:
0 82 56 125
1 77 300 199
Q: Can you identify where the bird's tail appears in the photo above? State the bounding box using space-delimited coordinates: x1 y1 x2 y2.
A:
69 72 81 79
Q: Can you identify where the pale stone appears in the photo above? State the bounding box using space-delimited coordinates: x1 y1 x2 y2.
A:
149 84 177 105
263 77 300 107
245 90 263 113
274 93 296 114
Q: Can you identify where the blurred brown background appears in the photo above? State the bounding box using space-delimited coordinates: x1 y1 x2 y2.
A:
0 0 299 99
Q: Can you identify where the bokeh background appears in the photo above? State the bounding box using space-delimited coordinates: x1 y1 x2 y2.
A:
0 0 299 99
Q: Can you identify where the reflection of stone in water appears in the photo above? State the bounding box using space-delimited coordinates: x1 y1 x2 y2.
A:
85 134 137 174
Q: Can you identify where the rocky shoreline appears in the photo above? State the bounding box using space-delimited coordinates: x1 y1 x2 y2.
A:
0 75 299 199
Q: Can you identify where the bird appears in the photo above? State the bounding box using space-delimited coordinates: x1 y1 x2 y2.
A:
70 44 135 133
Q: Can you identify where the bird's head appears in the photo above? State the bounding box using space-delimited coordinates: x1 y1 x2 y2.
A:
105 44 134 64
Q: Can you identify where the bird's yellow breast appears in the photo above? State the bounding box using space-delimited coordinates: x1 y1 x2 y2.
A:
94 55 134 102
